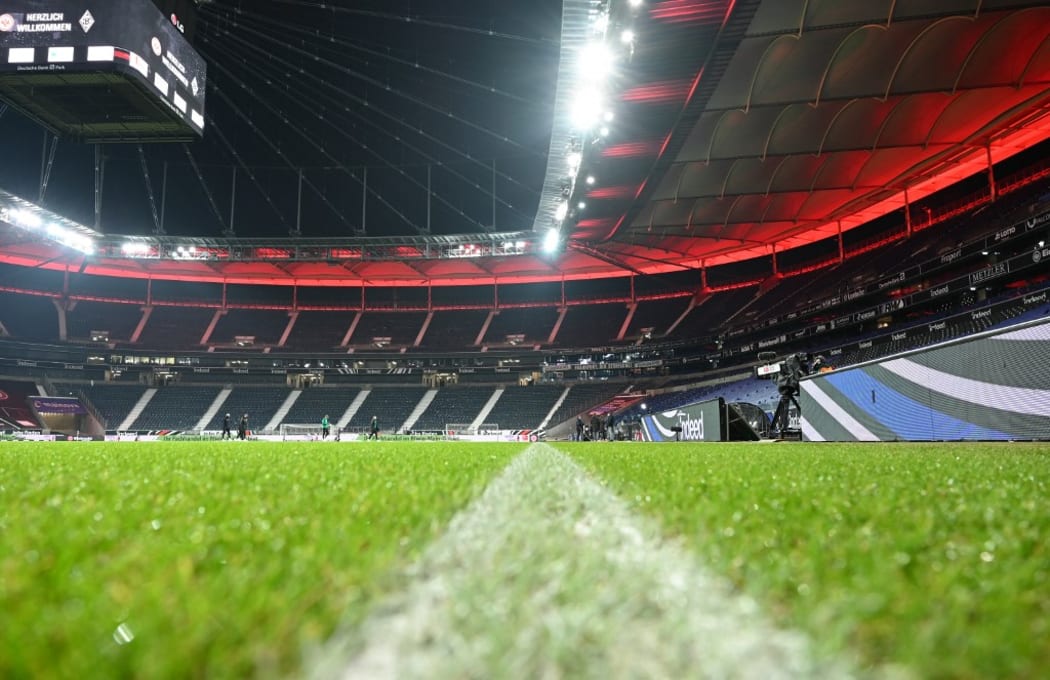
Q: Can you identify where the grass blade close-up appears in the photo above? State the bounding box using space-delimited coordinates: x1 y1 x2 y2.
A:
0 441 522 678
566 442 1050 679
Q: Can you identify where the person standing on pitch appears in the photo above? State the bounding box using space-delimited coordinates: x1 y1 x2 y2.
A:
368 415 379 440
238 413 249 440
222 413 232 440
321 414 330 440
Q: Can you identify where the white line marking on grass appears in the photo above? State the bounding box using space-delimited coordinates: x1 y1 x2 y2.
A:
313 443 849 679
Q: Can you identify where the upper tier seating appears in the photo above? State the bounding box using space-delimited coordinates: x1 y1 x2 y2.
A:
625 298 692 340
555 304 628 346
210 309 289 346
484 307 559 346
136 307 213 349
283 311 356 351
67 301 142 344
0 295 57 341
350 312 425 348
419 310 488 349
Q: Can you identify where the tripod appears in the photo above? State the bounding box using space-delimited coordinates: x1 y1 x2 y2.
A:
770 385 801 437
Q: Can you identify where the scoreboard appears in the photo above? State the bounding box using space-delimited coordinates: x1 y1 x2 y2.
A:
0 0 206 141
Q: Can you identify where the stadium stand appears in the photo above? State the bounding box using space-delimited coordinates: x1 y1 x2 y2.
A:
671 287 758 338
282 311 356 351
350 312 426 348
0 295 58 341
67 301 142 344
56 383 146 430
204 387 290 431
344 386 428 433
136 307 214 349
544 382 628 429
210 309 289 347
130 386 221 431
0 379 41 429
624 297 692 340
419 309 488 349
484 307 559 346
555 304 629 346
484 384 565 430
278 387 361 429
411 385 496 431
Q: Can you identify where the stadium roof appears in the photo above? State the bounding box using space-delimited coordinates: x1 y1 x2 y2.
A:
3 0 1050 285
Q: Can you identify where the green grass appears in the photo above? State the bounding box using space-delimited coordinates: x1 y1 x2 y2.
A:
0 441 523 679
564 442 1050 679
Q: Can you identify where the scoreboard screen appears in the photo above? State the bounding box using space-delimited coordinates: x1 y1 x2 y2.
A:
0 0 206 137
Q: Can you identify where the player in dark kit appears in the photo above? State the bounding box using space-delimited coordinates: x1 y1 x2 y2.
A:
221 413 232 440
368 415 379 440
321 414 330 440
238 413 249 440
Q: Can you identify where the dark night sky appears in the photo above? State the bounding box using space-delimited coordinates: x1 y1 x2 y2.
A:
0 0 563 238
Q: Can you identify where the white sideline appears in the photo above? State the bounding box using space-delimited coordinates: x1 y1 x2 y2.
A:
311 444 847 679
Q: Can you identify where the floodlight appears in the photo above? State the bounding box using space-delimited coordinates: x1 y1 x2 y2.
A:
579 43 614 80
585 175 596 185
543 227 560 253
621 29 635 44
555 202 569 221
578 201 587 210
570 89 604 130
567 151 583 173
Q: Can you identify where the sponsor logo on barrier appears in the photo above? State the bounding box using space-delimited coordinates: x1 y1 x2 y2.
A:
855 310 876 321
233 368 249 374
63 364 84 370
652 408 704 441
892 332 907 341
193 367 210 373
972 310 991 320
17 360 37 367
940 249 963 264
970 262 1008 285
845 289 865 301
1033 247 1050 264
1023 292 1047 306
858 341 873 349
829 348 842 356
815 324 828 333
758 335 786 349
738 343 753 353
1026 212 1050 230
930 285 950 297
994 225 1017 241
878 272 906 289
929 321 947 331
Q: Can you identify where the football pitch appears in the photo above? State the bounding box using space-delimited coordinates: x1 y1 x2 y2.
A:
1 440 1047 678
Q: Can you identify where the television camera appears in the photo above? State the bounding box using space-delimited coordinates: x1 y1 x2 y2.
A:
762 352 824 438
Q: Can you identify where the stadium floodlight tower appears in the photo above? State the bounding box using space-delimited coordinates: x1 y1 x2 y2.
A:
0 0 207 142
